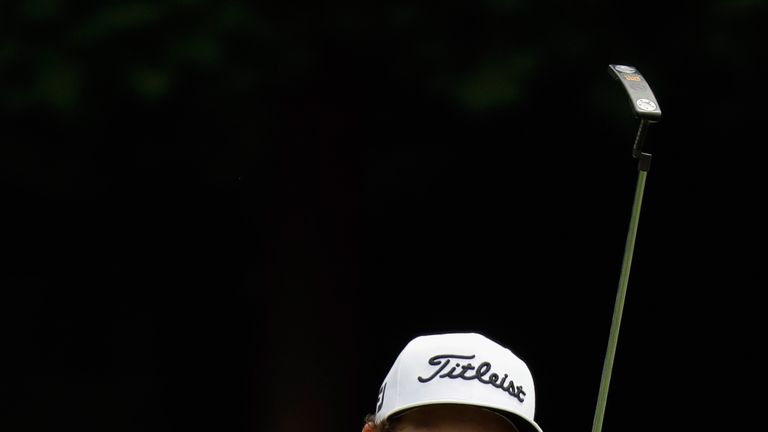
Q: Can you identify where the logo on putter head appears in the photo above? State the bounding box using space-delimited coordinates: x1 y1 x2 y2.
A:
636 99 657 111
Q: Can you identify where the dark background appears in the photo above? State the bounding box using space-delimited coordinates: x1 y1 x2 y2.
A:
2 1 763 432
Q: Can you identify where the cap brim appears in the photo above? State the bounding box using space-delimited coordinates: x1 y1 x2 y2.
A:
493 410 543 432
385 401 543 432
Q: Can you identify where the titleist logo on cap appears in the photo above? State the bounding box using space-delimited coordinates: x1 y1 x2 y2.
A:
417 354 526 402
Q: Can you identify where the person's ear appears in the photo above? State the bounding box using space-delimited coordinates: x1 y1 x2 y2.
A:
362 421 375 432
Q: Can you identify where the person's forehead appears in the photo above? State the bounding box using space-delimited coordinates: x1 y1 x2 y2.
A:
392 404 518 432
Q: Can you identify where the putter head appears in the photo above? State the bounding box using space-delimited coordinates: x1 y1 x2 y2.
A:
607 64 662 123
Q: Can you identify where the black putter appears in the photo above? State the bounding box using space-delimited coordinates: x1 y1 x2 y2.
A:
590 64 662 432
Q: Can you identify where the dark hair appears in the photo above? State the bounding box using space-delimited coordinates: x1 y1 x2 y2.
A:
364 413 395 432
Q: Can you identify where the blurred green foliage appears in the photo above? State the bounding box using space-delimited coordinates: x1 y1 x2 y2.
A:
1 1 552 115
2 0 765 116
1 0 765 198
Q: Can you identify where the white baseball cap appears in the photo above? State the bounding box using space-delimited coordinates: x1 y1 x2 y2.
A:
374 332 543 432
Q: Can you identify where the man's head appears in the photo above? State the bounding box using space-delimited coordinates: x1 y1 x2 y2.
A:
364 332 542 432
